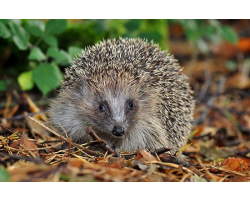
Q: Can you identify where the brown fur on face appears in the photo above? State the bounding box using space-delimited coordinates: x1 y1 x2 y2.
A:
50 38 195 153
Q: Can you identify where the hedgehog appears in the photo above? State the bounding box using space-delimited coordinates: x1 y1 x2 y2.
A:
49 38 195 154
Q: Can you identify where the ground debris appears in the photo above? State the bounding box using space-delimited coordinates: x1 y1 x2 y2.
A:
1 67 250 182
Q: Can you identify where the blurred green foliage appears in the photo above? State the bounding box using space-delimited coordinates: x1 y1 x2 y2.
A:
0 19 238 95
169 19 238 53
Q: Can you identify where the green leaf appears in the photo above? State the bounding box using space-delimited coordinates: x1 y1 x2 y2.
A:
125 19 141 32
0 21 11 39
56 50 72 66
32 63 63 95
17 71 34 91
0 19 11 24
0 166 10 182
184 26 203 41
9 21 25 36
180 20 204 42
68 46 82 58
28 47 46 61
44 35 58 47
25 20 45 37
46 46 58 57
47 47 72 66
45 19 67 34
220 25 238 44
12 36 29 50
9 21 29 50
138 31 163 43
203 26 222 44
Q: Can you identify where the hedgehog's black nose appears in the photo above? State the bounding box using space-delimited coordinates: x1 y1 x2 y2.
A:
112 126 124 136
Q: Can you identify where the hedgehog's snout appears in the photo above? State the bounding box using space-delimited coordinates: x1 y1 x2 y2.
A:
112 126 124 137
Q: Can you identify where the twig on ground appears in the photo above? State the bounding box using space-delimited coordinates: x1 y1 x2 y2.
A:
151 147 171 156
145 160 198 177
58 123 69 139
28 116 102 157
192 132 211 140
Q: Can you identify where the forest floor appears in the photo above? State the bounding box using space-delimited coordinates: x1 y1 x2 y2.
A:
1 57 250 182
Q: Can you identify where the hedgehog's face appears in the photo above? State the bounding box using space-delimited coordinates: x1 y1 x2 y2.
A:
91 89 139 138
77 76 153 140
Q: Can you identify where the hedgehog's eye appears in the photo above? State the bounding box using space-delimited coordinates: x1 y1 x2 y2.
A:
99 104 106 112
127 101 133 110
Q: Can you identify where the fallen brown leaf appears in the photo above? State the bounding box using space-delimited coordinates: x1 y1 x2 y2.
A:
221 157 249 172
139 150 158 162
10 133 39 157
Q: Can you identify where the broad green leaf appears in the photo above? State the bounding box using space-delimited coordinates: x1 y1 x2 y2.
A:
32 63 63 95
25 20 45 37
13 36 29 50
17 71 34 91
184 26 203 41
0 166 10 182
9 21 29 50
0 21 11 38
44 35 58 47
46 46 58 57
125 19 141 32
47 47 72 66
68 46 82 58
9 21 25 36
220 25 238 44
28 47 46 61
45 19 67 34
56 50 72 66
